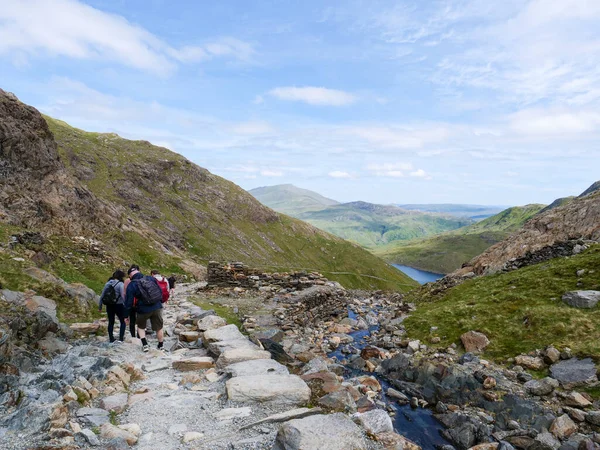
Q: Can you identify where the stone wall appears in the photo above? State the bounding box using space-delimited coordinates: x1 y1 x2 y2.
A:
207 261 330 291
501 239 595 272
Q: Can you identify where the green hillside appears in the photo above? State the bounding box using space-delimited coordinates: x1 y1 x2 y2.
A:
404 243 600 360
249 184 339 215
40 117 416 291
375 204 545 273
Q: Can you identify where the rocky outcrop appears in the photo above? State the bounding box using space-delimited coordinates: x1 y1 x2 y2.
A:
457 184 600 275
0 89 112 235
562 290 600 309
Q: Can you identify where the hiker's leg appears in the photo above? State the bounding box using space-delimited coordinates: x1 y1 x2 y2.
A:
152 310 164 349
129 309 137 338
106 305 116 342
116 304 126 341
157 328 164 345
136 312 149 348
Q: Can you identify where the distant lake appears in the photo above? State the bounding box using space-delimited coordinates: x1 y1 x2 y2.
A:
392 264 444 285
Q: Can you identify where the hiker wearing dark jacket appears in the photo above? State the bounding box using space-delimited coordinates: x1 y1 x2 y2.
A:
125 267 164 352
98 269 126 343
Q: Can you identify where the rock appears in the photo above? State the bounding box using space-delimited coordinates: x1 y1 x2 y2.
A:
197 315 227 331
460 331 490 353
273 413 367 450
214 407 253 421
532 431 560 450
544 347 561 364
224 359 289 377
70 323 100 333
100 423 137 445
562 291 600 308
118 423 141 437
78 428 100 446
355 409 394 435
172 357 215 371
38 333 69 355
127 391 153 407
483 377 497 390
226 374 311 406
318 390 357 413
377 432 421 450
179 331 200 342
386 388 409 404
550 358 598 389
105 437 129 450
549 414 577 439
563 392 592 408
100 393 128 413
524 377 559 396
470 444 499 450
216 348 272 368
76 407 110 426
515 355 545 370
301 357 330 375
142 359 170 372
208 338 260 356
585 411 600 426
183 431 204 443
563 406 587 422
203 324 244 343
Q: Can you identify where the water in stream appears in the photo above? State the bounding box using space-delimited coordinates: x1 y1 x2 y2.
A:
328 309 449 449
392 264 444 285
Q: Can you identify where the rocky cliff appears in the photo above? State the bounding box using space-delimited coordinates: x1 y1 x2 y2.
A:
458 184 600 275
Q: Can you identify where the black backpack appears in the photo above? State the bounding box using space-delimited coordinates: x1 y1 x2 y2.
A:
101 283 118 305
136 276 163 305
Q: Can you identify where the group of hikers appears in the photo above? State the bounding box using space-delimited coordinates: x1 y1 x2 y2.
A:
98 265 175 353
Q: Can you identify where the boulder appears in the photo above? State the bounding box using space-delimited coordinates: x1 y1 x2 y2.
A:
524 377 559 396
562 392 592 408
70 323 100 334
562 291 600 309
203 324 244 343
301 357 330 375
273 413 367 450
100 423 137 445
197 315 227 331
354 409 394 435
549 414 577 439
550 358 598 389
224 359 289 377
460 331 490 353
216 348 271 368
208 338 259 356
100 393 128 413
585 411 600 426
515 355 545 370
318 390 357 413
179 331 200 342
172 357 215 371
226 374 311 406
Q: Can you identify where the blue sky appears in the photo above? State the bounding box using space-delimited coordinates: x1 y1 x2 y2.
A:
1 0 599 205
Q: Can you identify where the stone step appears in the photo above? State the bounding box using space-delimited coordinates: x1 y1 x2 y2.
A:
216 348 272 368
226 374 311 406
224 359 289 377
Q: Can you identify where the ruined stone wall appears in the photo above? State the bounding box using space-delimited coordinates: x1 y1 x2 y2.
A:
206 261 330 290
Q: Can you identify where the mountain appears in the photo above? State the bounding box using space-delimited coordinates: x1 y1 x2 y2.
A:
249 184 339 215
374 204 546 273
460 182 600 276
396 204 506 221
296 201 472 250
0 90 416 297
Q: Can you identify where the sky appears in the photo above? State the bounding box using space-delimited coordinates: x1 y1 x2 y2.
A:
1 0 599 206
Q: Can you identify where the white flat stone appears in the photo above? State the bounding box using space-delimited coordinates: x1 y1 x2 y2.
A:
225 359 289 377
216 348 272 368
208 339 259 356
203 324 244 343
226 374 311 406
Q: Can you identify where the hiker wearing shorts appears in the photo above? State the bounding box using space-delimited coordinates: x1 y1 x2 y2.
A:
124 266 165 353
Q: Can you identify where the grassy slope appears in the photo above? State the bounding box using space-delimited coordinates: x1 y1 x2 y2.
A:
44 117 416 292
249 184 339 216
375 204 545 273
404 244 600 360
297 202 471 249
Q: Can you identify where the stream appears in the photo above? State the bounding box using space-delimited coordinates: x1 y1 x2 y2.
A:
328 309 449 449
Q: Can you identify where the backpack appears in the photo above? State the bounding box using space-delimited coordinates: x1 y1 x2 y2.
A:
136 276 163 306
156 277 170 303
100 282 118 306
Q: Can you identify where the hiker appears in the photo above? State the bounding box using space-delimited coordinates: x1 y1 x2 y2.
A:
125 265 165 352
151 270 170 303
123 265 138 338
167 275 176 297
98 269 126 343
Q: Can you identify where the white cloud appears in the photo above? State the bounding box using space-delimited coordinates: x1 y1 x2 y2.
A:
328 170 353 179
509 108 600 135
367 162 412 177
231 121 274 135
268 86 356 106
349 125 451 149
409 169 429 178
0 0 254 75
260 169 284 177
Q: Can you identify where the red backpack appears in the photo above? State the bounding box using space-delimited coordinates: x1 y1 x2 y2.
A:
155 277 170 303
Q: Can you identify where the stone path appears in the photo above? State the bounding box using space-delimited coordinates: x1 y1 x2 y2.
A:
85 283 376 449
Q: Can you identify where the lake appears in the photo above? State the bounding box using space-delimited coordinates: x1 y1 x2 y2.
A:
392 264 444 284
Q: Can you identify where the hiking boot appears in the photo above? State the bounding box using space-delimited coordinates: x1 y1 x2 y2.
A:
142 344 150 353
